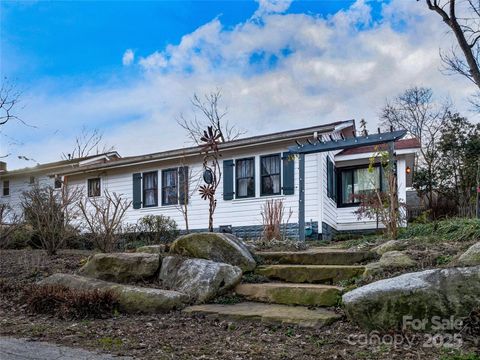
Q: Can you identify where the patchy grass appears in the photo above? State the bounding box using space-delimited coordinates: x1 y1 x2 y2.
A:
399 218 480 243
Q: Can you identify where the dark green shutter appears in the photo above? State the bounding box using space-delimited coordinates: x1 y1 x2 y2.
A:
132 173 142 209
223 160 234 200
282 152 295 195
178 166 189 205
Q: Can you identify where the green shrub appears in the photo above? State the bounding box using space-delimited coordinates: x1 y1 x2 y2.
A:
4 225 33 249
137 215 179 245
400 218 480 242
25 284 119 319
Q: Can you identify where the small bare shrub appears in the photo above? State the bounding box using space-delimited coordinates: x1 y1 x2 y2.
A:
25 284 119 319
0 204 22 249
21 185 82 255
261 199 285 241
79 190 131 252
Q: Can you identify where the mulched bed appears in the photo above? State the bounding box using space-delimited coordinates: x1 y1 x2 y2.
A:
0 249 477 359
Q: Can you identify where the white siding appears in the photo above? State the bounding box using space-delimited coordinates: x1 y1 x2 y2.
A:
67 144 303 233
0 174 55 219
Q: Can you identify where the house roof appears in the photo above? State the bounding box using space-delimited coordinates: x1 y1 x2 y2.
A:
57 120 356 176
336 138 421 156
0 152 121 177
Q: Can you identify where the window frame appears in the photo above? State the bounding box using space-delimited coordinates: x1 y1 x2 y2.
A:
142 171 159 208
54 177 63 189
87 178 101 198
235 157 256 199
161 168 178 206
2 180 10 197
336 164 384 207
260 153 281 197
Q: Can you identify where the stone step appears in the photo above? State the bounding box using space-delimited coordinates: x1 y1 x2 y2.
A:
255 247 375 265
255 265 366 284
183 302 341 328
235 282 343 307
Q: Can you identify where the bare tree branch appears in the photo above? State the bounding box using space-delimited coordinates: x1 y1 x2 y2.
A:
177 90 246 145
62 127 115 160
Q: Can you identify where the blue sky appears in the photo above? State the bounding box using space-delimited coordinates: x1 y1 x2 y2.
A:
3 1 381 86
0 0 477 169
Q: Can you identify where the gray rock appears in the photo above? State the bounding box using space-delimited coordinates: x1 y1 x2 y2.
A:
79 252 160 282
457 242 480 266
372 240 407 255
39 273 187 313
136 244 166 254
343 266 480 330
364 251 416 276
159 256 242 303
170 232 256 272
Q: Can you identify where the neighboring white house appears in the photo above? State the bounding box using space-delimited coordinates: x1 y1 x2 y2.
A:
0 120 420 240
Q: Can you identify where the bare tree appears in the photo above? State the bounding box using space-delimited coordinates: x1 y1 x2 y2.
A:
0 204 22 249
0 79 21 127
62 127 115 160
177 90 245 144
381 87 451 207
79 190 131 252
426 1 480 102
21 185 83 255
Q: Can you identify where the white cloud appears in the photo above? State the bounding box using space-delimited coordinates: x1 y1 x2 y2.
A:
122 49 135 66
4 0 480 170
253 0 293 17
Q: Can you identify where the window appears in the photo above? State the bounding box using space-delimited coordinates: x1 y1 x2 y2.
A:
326 157 336 201
54 177 62 189
261 154 281 196
143 171 158 207
2 180 9 196
87 178 101 197
236 158 255 198
29 176 36 185
162 169 178 205
338 166 383 206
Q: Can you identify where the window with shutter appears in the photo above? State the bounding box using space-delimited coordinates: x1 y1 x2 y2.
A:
235 158 255 198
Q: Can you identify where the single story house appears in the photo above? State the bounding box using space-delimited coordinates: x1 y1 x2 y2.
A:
0 120 420 240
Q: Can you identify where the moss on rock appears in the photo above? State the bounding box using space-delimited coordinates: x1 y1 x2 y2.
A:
170 233 256 272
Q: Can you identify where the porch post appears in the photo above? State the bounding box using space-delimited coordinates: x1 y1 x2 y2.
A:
298 153 305 241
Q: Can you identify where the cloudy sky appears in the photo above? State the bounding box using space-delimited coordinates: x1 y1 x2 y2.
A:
1 0 478 169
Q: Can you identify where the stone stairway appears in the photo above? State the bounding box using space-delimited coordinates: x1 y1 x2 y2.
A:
183 247 373 328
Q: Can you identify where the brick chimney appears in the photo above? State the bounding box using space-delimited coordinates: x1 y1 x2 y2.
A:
0 161 7 172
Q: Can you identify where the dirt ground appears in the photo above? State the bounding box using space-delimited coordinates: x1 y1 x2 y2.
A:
0 249 478 360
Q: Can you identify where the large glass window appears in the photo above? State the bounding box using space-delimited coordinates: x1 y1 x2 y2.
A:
261 154 281 196
143 171 158 207
236 158 255 198
87 178 101 197
162 169 178 205
339 166 382 206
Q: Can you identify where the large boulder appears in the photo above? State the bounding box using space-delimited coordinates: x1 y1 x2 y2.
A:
457 242 480 266
39 273 187 313
343 266 480 330
159 256 242 303
372 240 407 256
170 233 256 272
79 253 160 282
136 245 166 254
364 251 416 277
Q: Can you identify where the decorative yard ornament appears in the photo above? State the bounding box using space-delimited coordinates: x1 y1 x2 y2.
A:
203 168 214 185
200 126 223 232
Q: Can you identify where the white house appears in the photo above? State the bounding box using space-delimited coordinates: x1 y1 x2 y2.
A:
0 120 420 240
